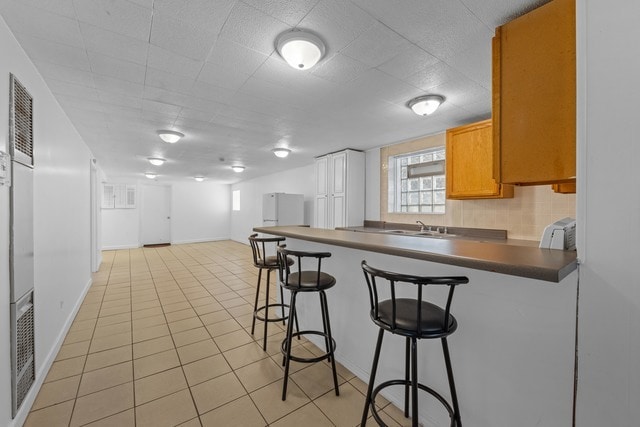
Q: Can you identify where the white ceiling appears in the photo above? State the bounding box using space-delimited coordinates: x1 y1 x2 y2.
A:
0 0 547 183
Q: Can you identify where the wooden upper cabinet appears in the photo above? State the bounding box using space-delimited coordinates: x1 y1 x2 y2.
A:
446 119 514 199
492 0 576 185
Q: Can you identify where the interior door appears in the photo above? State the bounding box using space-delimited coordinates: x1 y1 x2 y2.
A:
141 185 171 245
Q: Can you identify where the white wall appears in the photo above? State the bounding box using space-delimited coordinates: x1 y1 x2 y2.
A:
230 163 315 243
575 0 640 424
171 181 231 244
365 148 380 220
0 16 95 427
101 181 231 249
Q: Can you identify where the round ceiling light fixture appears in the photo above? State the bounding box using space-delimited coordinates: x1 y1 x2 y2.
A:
276 29 326 70
147 157 165 166
272 148 291 158
145 172 157 179
231 165 245 173
194 176 205 182
407 95 445 116
157 130 184 143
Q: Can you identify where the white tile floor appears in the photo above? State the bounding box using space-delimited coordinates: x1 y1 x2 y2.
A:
25 241 412 426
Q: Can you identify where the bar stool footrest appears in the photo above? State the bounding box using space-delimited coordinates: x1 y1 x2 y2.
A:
254 303 289 323
369 379 457 427
281 330 336 364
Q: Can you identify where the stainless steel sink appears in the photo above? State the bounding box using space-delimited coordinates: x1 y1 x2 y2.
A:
384 230 457 238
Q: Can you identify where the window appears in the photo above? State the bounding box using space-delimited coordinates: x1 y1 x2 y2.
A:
388 147 446 214
232 190 240 211
102 183 136 209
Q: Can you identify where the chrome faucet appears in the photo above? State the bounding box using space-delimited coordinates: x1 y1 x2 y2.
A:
416 220 428 232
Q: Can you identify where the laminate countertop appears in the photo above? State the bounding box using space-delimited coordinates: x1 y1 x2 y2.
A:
252 225 578 283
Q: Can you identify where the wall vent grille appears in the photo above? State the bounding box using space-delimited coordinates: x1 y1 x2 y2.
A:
11 291 35 417
9 74 34 166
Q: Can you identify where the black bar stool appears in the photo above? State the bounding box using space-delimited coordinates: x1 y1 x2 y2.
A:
360 261 468 427
248 234 296 351
277 245 340 401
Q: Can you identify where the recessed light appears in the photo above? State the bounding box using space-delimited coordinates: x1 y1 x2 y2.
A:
272 148 291 158
147 157 165 166
145 173 157 179
231 165 245 173
157 130 184 143
194 176 205 182
407 95 445 116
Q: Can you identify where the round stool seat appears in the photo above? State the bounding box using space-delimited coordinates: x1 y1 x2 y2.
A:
375 299 458 338
283 271 336 291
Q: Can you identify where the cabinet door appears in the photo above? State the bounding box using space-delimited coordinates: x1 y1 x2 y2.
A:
315 196 328 228
447 120 513 199
316 156 328 196
493 0 576 185
330 151 346 197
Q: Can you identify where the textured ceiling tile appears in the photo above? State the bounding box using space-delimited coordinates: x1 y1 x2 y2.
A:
34 61 95 87
0 2 84 48
147 45 204 79
298 0 377 54
460 0 549 28
251 56 336 98
150 12 219 61
93 74 145 98
428 77 491 108
311 53 369 84
73 0 152 41
145 67 196 95
142 99 183 116
206 38 269 75
241 0 318 26
348 69 418 106
444 38 492 88
87 51 146 84
14 34 91 71
198 62 251 91
403 61 462 92
341 22 410 68
98 91 144 109
153 0 235 31
9 0 76 18
46 78 100 101
219 1 290 55
376 44 440 80
80 23 149 65
188 81 236 103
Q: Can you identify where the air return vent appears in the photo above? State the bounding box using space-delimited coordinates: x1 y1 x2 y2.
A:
9 74 34 167
11 291 35 417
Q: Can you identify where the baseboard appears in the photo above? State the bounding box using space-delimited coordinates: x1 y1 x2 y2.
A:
10 276 94 427
102 244 139 250
171 237 229 245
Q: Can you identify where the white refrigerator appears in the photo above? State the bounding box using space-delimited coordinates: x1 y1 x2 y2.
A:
262 193 304 227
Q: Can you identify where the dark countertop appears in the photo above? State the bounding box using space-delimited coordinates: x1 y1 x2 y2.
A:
253 225 578 283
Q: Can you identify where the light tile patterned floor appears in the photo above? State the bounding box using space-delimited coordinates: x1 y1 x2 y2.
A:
25 241 410 426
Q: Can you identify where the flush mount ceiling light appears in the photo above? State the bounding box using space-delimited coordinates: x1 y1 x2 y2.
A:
407 95 446 116
276 29 326 70
194 176 205 182
145 172 157 179
272 148 291 158
231 165 245 173
157 130 184 143
147 157 165 166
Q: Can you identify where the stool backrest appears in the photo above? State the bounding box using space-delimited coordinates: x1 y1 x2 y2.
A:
248 234 286 268
361 260 468 336
277 245 331 289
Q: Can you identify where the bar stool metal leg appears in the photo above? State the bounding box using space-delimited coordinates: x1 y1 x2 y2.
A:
411 338 419 427
251 268 262 336
361 328 385 426
404 336 410 418
442 337 462 427
320 291 339 396
282 291 298 401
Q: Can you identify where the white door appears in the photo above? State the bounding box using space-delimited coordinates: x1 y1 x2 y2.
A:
141 185 171 245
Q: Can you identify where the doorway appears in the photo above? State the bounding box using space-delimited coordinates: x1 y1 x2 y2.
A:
141 184 171 246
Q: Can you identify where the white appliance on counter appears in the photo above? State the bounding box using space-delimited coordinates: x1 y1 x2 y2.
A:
262 193 304 227
539 217 576 250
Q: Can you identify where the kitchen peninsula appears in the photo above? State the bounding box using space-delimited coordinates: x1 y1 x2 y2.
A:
254 225 578 425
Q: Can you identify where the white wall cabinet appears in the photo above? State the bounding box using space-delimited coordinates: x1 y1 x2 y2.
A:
314 149 365 229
